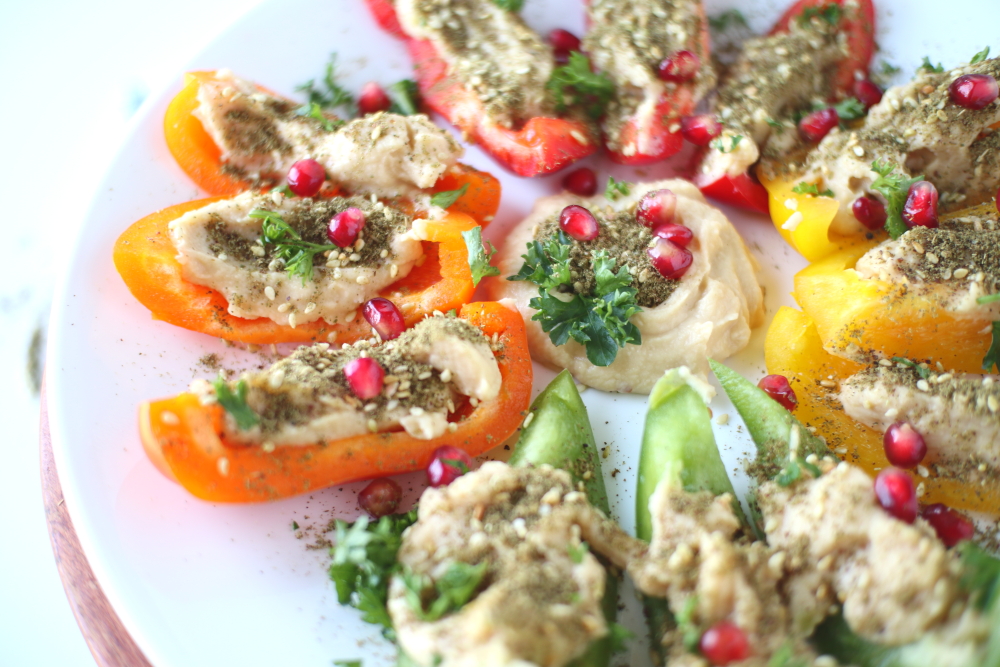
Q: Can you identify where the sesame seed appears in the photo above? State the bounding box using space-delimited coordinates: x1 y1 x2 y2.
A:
853 146 865 157
448 423 457 432
288 312 298 328
264 286 276 301
417 371 432 380
390 264 398 278
715 413 729 425
912 242 925 254
925 252 939 264
784 198 798 211
268 370 285 389
217 253 228 261
262 442 275 453
917 379 931 391
916 482 926 498
251 245 265 257
217 457 230 476
820 379 837 388
356 275 370 285
884 407 899 419
989 396 999 413
380 249 389 258
522 412 534 429
569 130 589 146
345 310 357 323
367 419 378 432
160 410 179 425
440 369 452 383
469 397 480 408
782 211 804 231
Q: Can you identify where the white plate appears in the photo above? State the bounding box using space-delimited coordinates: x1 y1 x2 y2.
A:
47 0 997 665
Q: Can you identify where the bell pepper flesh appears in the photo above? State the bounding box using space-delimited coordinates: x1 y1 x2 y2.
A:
765 306 1000 513
113 198 479 345
163 72 501 224
793 243 994 374
139 301 532 502
694 170 771 215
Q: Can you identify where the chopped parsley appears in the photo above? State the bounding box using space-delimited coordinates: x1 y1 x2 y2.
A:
958 541 1000 611
212 374 259 430
708 9 747 31
567 541 589 564
333 661 362 667
919 56 945 74
252 208 339 284
892 357 931 380
297 53 355 117
880 61 901 77
547 51 615 120
292 521 300 531
769 642 810 667
792 182 834 198
294 101 343 132
508 231 642 367
983 322 1000 374
387 79 421 116
608 622 635 653
799 3 842 26
832 97 867 123
971 46 991 65
273 184 295 198
430 183 469 209
675 596 702 652
870 160 924 239
711 134 743 154
491 0 524 11
461 227 499 286
329 510 418 640
766 118 785 132
978 293 1000 305
401 561 487 621
776 456 822 487
604 177 631 202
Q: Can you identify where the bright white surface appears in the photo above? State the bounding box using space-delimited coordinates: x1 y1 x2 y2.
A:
27 1 999 666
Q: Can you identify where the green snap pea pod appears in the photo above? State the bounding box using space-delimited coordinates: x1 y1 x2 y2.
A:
509 370 616 667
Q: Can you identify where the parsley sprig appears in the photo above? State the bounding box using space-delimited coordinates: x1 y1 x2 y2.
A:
892 357 931 380
708 9 748 32
508 231 642 367
212 374 259 430
792 182 834 198
491 0 524 11
251 209 339 284
401 561 487 621
711 134 743 154
870 160 924 239
958 541 1000 611
605 177 631 202
295 101 343 131
971 47 991 65
799 3 842 26
430 183 469 209
920 56 945 74
983 322 1000 373
547 52 615 120
832 97 867 123
387 79 421 116
297 53 355 117
461 227 500 286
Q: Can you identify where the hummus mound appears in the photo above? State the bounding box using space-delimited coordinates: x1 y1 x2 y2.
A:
489 179 764 393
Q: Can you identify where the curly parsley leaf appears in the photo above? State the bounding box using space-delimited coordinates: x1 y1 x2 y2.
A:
799 3 842 26
833 97 867 123
766 118 785 132
294 101 343 131
547 51 615 119
568 542 590 564
297 53 355 116
461 226 499 286
329 511 418 640
605 177 631 202
491 0 524 10
430 183 469 209
402 561 487 621
971 46 991 65
251 208 339 284
608 622 635 653
507 231 573 289
959 541 1000 612
387 79 421 116
711 134 743 154
920 56 945 74
892 357 932 380
792 182 834 198
983 322 1000 373
708 9 748 31
870 160 923 240
212 374 259 430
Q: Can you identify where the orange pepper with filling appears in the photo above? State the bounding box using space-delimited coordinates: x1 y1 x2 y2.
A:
139 301 532 503
766 306 1000 513
113 198 480 345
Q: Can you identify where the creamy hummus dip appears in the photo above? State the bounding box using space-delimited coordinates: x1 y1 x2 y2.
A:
194 314 501 445
193 70 463 197
169 191 423 327
489 179 764 393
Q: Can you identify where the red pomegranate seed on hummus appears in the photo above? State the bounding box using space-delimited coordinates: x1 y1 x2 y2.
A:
559 204 599 242
921 503 975 548
647 237 692 281
883 422 927 469
874 468 918 523
902 181 939 228
657 50 700 83
344 357 385 400
358 82 392 115
562 167 598 196
852 195 887 230
328 207 367 248
363 297 406 341
757 374 798 411
286 158 326 197
798 108 839 143
652 222 693 248
427 445 473 487
853 78 884 108
635 189 677 228
949 73 999 110
358 478 402 517
700 622 750 666
680 114 722 146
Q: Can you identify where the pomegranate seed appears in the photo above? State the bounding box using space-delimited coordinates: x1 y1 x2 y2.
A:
358 478 402 518
562 167 598 196
427 445 473 487
852 195 887 230
327 207 367 248
874 468 918 524
853 79 883 108
681 114 722 146
921 504 975 548
883 422 927 469
548 28 581 64
653 222 693 248
757 374 798 411
358 82 392 115
559 204 599 242
344 357 385 400
286 159 326 197
647 237 693 281
657 50 700 83
949 73 999 110
699 622 750 666
635 189 678 227
363 297 406 340
902 181 939 228
798 108 839 143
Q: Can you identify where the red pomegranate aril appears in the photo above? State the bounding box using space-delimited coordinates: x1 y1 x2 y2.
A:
647 237 693 281
799 107 839 143
699 622 750 666
874 468 918 524
852 195 887 230
563 167 598 196
328 207 367 247
902 181 939 228
358 81 392 115
949 73 999 110
757 374 798 412
427 445 474 487
358 478 402 518
559 204 599 242
853 78 884 108
657 50 700 83
344 357 385 400
549 28 581 64
286 158 326 197
363 297 406 341
636 189 678 228
921 504 975 548
653 222 694 248
681 114 722 146
883 422 927 469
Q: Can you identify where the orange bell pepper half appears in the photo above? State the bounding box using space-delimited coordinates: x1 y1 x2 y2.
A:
113 198 480 345
793 241 993 374
163 71 501 223
766 306 1000 513
139 301 532 502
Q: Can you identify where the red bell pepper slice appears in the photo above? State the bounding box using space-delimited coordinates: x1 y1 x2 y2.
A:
694 167 771 215
113 197 479 345
139 301 533 502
